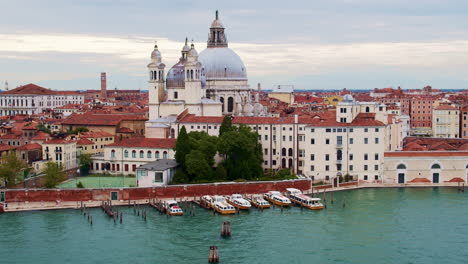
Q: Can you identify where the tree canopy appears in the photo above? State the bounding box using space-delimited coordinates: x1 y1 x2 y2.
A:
43 162 67 188
79 153 92 175
0 152 28 187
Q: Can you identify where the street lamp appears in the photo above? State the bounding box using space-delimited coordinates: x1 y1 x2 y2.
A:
76 168 80 187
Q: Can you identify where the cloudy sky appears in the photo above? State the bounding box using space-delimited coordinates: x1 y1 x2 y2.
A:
1 0 468 91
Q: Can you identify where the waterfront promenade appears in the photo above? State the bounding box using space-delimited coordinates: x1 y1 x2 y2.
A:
1 180 464 213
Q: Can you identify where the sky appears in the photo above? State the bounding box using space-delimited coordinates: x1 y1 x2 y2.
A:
1 0 468 91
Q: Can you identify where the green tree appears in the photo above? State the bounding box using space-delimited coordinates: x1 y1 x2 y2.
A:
172 169 189 184
213 164 227 181
43 162 66 188
68 127 89 135
174 126 191 170
188 131 218 167
218 125 263 181
0 152 28 186
37 123 51 134
79 153 92 175
219 115 233 136
185 150 213 181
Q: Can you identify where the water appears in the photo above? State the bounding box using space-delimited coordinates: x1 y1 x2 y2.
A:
1 188 467 264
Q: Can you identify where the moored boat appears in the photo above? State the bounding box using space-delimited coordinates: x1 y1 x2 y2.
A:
249 195 271 209
200 195 213 209
226 194 251 210
286 188 324 210
211 195 236 214
263 191 291 206
163 200 184 216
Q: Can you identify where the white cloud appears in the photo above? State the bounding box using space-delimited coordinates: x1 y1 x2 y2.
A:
1 33 468 84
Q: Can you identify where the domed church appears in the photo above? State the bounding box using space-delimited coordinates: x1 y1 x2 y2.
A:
146 11 266 124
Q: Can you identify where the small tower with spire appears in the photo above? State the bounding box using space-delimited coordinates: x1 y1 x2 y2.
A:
147 43 166 120
4 81 8 91
207 10 228 48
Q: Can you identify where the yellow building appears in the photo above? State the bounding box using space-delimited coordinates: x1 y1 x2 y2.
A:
268 85 294 104
432 104 459 138
78 131 115 154
42 139 77 171
323 95 343 106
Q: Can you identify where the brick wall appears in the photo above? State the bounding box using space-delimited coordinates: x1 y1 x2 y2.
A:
3 179 311 203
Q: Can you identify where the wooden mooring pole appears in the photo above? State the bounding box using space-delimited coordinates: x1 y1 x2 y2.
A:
208 246 219 263
220 221 231 237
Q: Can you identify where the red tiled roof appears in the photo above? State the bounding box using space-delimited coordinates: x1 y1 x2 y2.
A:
107 137 175 149
62 113 147 126
77 138 94 145
0 134 21 140
434 105 458 110
2 83 55 95
16 143 42 151
43 139 76 144
0 143 14 152
80 131 114 138
446 177 465 183
31 131 50 141
385 151 468 157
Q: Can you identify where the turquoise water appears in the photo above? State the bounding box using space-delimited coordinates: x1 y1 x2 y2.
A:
0 188 467 264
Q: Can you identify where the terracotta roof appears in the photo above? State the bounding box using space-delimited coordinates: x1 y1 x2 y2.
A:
107 137 175 149
43 139 76 145
446 177 465 183
403 137 468 151
385 151 468 157
2 83 54 95
62 113 147 126
0 143 14 152
31 131 51 141
434 105 458 110
16 143 42 151
0 134 21 139
77 138 94 145
80 131 114 138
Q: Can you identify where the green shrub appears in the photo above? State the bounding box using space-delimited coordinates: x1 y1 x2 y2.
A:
76 181 84 188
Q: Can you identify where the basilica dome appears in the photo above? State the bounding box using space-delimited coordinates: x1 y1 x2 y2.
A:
198 47 247 81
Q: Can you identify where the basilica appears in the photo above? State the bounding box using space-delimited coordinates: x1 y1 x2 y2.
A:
146 11 266 138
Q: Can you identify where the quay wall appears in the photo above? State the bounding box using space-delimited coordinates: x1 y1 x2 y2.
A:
3 179 311 203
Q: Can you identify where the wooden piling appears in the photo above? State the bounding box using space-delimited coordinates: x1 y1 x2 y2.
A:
208 246 219 263
220 221 231 237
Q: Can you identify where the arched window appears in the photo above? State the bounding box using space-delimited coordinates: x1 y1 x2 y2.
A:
281 158 286 168
132 150 136 158
220 97 225 112
227 97 234 112
397 164 406 170
170 128 175 138
163 151 168 159
155 151 160 159
111 149 116 158
147 151 152 159
140 150 144 158
124 150 129 158
190 69 194 80
365 106 370 113
431 164 441 169
282 148 286 156
288 148 293 157
288 158 293 168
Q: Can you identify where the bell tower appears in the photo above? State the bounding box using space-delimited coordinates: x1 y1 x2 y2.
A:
148 44 166 120
207 10 228 48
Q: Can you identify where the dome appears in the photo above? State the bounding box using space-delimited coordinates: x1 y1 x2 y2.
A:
343 94 354 102
243 103 253 115
198 47 247 80
211 19 224 28
151 47 161 59
166 62 185 88
188 45 198 57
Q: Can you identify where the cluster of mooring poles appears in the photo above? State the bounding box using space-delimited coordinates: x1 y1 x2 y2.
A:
80 202 93 225
133 201 147 221
101 200 123 224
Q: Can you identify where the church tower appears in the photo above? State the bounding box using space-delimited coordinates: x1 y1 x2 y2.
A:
207 10 228 48
184 41 203 105
148 44 166 120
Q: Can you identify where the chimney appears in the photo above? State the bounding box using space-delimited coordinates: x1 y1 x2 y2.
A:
100 72 107 98
294 114 298 124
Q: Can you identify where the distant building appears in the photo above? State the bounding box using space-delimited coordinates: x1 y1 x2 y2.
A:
269 85 295 104
432 104 459 138
461 105 468 138
42 139 77 171
0 84 84 115
136 159 177 187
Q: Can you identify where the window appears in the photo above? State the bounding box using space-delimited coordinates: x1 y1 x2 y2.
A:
298 135 304 141
111 150 116 158
311 138 315 144
374 165 379 170
349 153 353 160
310 165 315 171
174 91 178 99
325 165 330 171
375 128 379 132
311 128 315 132
364 175 368 180
264 148 268 155
349 165 353 171
349 138 353 144
282 136 286 141
326 176 330 181
397 164 406 169
163 151 168 159
326 128 331 133
265 135 268 140
350 128 354 133
111 191 118 201
337 164 342 171
364 138 369 144
326 139 330 144
325 154 330 161
310 154 315 161
155 151 160 159
431 164 441 169
299 149 305 157
337 136 343 145
375 153 379 160
364 154 368 160
288 148 293 156
140 151 144 158
147 151 152 159
132 150 136 158
289 136 293 142
154 172 163 183
364 165 368 171
273 149 276 155
375 175 379 180
364 128 368 132
375 137 379 144
282 148 286 156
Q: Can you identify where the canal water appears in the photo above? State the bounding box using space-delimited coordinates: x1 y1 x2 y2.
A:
0 188 467 264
